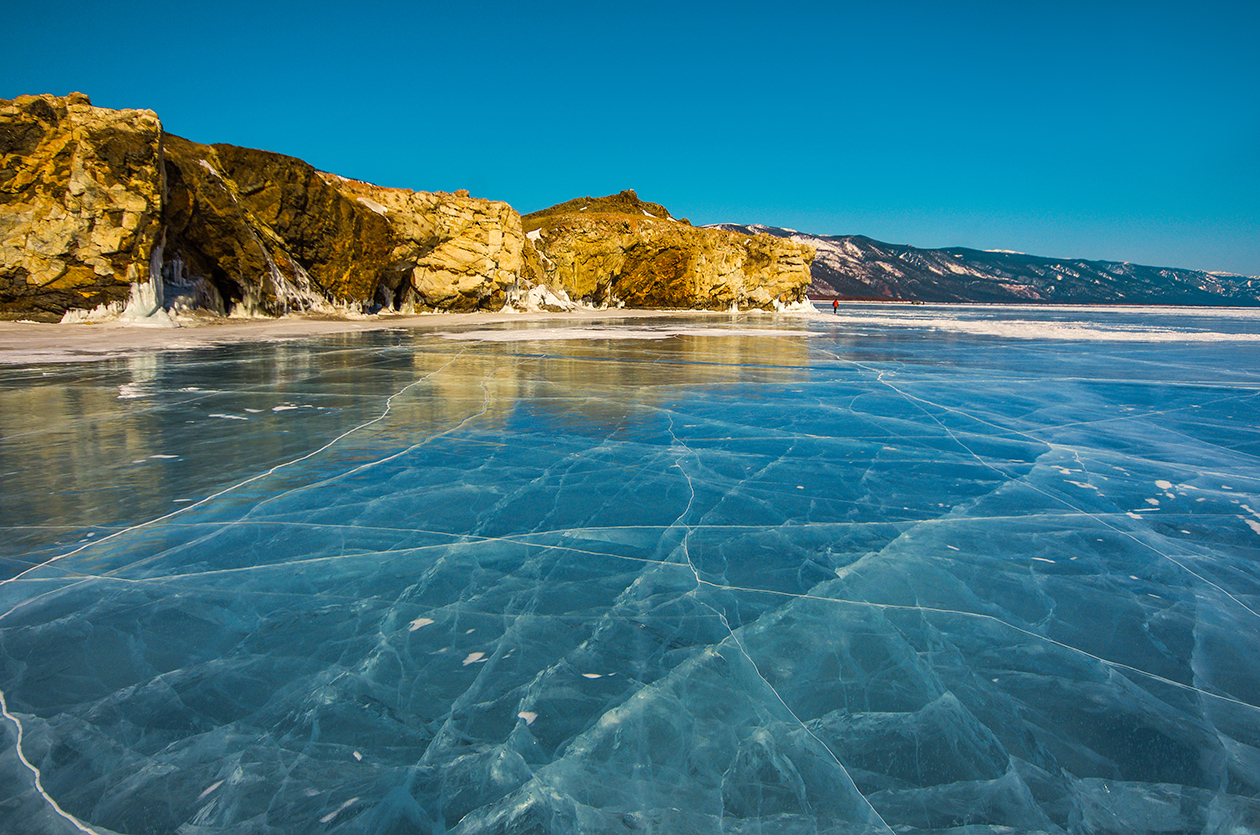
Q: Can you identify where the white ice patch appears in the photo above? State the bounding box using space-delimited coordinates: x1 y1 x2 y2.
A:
462 652 486 666
1241 517 1260 536
802 311 1260 342
503 283 577 313
209 414 249 421
119 280 177 327
59 301 124 324
526 229 542 241
319 798 359 824
518 711 538 725
356 196 388 215
773 298 816 313
408 617 434 631
581 673 603 679
196 780 224 801
1155 480 1174 490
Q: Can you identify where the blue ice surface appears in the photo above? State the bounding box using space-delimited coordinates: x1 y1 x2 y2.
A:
1 303 1259 834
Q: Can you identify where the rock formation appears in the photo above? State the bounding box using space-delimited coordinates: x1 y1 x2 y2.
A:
2 94 544 321
321 175 543 312
160 137 542 315
2 95 807 321
0 93 164 319
524 191 814 309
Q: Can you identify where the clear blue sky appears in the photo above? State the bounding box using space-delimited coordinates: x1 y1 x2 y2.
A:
5 0 1258 275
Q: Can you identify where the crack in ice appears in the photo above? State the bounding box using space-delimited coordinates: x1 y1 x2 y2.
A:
660 409 897 832
0 690 101 834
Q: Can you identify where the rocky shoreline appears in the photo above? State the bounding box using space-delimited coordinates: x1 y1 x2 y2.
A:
1 94 814 323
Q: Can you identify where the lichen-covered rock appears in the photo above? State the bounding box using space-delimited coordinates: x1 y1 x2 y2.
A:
0 93 164 320
524 191 814 309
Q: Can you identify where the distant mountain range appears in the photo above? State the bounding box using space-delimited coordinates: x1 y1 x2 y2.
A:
710 224 1260 306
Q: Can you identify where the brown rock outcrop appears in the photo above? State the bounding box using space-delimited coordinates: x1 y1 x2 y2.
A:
524 191 814 309
0 93 164 320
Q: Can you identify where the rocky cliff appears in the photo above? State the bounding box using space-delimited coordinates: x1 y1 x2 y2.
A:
160 137 540 315
2 95 808 322
524 191 814 309
0 93 164 319
1 94 544 321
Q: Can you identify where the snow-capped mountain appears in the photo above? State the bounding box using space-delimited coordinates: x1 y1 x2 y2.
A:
710 224 1260 306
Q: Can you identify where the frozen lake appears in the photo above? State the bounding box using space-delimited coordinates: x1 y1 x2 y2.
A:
2 304 1259 834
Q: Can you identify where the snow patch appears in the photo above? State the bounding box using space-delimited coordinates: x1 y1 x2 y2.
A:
356 196 388 215
503 283 577 313
773 297 816 313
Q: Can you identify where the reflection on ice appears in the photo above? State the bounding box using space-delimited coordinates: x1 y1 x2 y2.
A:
442 325 816 342
1 307 1259 834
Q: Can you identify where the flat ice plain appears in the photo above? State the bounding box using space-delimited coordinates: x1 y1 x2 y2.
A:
1 303 1258 834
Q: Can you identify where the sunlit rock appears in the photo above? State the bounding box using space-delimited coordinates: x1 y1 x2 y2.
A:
0 93 164 320
525 191 815 310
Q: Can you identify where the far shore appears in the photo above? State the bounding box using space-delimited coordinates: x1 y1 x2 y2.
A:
0 306 803 366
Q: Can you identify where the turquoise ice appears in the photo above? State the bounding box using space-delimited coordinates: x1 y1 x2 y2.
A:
1 305 1258 834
